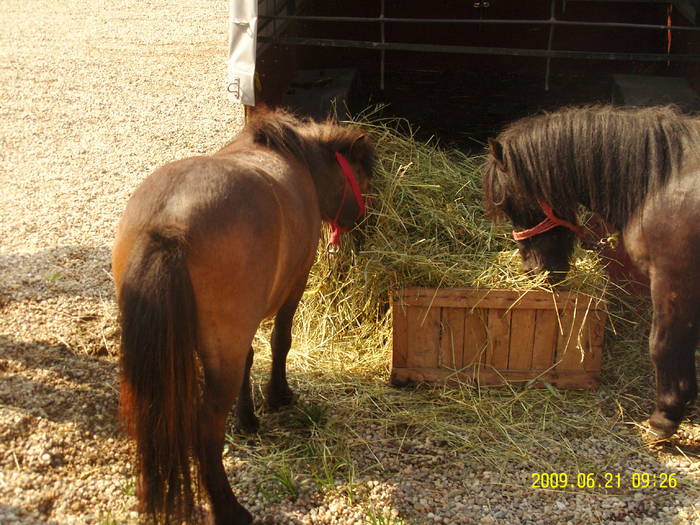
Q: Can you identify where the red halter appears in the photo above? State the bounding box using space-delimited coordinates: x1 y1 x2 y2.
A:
512 200 585 241
327 152 366 248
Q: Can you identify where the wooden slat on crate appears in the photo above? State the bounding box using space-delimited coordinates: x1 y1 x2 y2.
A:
583 310 606 372
531 309 558 370
555 303 584 372
440 308 465 369
395 287 592 310
391 295 408 368
556 295 599 372
390 367 601 389
508 309 536 370
463 308 488 366
487 309 511 369
405 306 441 369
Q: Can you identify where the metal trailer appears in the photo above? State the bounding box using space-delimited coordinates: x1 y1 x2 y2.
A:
229 1 700 110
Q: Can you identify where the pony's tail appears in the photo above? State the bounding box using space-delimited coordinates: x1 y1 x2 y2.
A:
118 225 201 524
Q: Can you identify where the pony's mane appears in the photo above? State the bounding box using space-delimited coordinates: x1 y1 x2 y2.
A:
308 119 375 178
248 108 311 161
486 105 700 227
246 108 374 177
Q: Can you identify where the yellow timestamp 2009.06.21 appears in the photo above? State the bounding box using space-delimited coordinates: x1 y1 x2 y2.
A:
530 472 678 490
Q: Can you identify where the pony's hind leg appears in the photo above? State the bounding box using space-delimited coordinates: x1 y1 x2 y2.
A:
234 347 259 434
266 291 303 410
198 363 253 525
647 278 699 438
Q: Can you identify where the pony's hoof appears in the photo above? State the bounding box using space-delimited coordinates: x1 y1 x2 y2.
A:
648 412 679 440
208 503 253 525
234 504 254 525
266 387 295 411
234 413 260 435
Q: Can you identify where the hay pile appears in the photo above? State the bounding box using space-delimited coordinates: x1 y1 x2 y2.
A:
248 116 675 521
292 114 610 365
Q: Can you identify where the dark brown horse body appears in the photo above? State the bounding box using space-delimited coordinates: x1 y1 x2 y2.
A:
484 105 699 439
113 109 373 524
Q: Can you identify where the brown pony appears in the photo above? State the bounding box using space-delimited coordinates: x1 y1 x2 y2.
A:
484 104 699 440
112 109 374 524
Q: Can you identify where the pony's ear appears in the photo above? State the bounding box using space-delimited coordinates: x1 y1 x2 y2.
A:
349 134 368 155
346 133 375 175
335 134 367 159
488 138 507 171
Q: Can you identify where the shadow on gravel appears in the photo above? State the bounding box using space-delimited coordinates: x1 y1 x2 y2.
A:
0 245 114 303
0 503 61 525
0 334 120 438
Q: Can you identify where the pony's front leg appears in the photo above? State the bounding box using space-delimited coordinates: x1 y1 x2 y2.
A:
648 279 699 438
267 290 303 410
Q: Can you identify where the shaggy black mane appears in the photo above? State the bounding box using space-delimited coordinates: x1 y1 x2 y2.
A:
484 105 700 227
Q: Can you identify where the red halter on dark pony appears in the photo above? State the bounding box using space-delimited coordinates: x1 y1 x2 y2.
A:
327 151 367 248
512 200 585 241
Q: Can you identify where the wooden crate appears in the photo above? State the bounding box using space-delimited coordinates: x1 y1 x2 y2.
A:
391 288 606 389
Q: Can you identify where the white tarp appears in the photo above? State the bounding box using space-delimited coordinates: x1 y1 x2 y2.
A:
227 0 257 106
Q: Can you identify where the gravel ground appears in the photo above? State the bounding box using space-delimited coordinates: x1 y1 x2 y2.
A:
0 2 698 524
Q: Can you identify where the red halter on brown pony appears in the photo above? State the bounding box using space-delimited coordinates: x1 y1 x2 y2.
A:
512 200 586 241
326 151 367 250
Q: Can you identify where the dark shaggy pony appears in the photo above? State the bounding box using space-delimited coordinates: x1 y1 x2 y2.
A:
113 108 374 524
484 105 699 438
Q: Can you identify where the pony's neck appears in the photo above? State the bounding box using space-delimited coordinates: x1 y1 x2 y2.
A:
303 145 343 222
296 123 358 224
221 114 366 225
